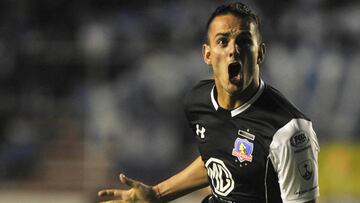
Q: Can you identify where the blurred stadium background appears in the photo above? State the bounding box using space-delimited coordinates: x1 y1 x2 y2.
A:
0 0 359 202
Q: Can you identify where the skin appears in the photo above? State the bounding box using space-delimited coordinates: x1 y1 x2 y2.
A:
97 14 316 203
98 156 208 203
202 14 265 110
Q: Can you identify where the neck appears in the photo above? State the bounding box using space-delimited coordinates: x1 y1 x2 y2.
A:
217 79 260 110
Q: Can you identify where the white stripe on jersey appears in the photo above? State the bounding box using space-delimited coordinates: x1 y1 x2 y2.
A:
210 80 265 117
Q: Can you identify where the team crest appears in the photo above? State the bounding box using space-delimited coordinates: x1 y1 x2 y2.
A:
232 138 254 162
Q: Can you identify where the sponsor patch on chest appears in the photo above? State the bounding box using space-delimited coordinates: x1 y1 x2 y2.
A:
205 158 235 196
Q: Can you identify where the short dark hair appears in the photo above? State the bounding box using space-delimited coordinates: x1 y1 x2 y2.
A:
205 2 262 43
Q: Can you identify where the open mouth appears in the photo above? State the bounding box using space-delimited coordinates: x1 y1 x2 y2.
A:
228 61 242 84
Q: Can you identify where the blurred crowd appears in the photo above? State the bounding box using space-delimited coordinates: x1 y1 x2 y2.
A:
0 0 359 186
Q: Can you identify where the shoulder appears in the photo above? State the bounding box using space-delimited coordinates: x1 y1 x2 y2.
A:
257 83 309 121
260 83 319 151
184 79 214 112
186 79 214 97
264 84 320 202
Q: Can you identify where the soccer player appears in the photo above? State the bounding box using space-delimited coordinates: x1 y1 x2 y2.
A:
98 2 320 203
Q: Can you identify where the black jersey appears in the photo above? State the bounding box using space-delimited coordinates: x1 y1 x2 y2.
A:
184 80 320 203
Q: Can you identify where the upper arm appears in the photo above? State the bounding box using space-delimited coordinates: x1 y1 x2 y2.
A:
269 118 320 203
304 199 317 203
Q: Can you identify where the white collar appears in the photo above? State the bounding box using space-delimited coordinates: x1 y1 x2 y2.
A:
210 80 265 117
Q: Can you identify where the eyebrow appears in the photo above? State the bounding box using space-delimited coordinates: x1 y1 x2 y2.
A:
215 32 230 38
215 31 253 38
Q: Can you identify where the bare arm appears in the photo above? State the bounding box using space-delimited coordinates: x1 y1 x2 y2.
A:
154 156 209 202
98 156 209 203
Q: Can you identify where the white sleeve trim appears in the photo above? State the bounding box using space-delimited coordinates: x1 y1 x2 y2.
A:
269 118 320 203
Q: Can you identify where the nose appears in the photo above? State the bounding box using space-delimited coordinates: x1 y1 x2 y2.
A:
229 41 240 59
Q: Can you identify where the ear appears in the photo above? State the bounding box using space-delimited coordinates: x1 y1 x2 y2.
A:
202 43 211 65
257 42 266 64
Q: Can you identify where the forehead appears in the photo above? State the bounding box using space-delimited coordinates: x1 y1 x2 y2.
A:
208 14 257 38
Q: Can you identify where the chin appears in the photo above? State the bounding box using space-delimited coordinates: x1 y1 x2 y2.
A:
227 83 245 95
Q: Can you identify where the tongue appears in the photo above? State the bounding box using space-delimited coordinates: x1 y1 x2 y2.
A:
230 73 241 83
228 62 242 84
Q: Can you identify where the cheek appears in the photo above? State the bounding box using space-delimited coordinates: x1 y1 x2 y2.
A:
211 49 228 68
212 49 226 60
250 46 259 60
243 47 258 66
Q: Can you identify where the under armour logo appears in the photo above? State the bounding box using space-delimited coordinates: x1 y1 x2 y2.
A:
196 124 206 139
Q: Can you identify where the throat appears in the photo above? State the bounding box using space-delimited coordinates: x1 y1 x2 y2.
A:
217 93 243 110
215 80 260 110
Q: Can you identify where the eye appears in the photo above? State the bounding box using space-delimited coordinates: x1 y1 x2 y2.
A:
237 38 253 47
217 37 228 47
